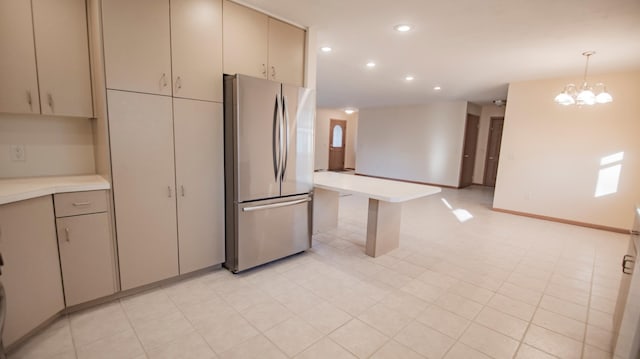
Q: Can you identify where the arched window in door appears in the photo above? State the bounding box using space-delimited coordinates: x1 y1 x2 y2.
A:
332 125 343 148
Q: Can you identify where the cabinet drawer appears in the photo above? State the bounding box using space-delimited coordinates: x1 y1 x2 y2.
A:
54 190 108 217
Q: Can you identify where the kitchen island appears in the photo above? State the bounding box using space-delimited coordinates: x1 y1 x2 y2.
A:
313 171 441 257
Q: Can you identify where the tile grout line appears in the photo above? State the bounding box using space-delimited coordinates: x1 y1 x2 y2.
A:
581 249 597 358
509 243 563 358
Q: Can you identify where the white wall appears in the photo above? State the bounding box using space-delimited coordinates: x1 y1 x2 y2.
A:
356 101 468 187
0 114 96 178
315 108 358 170
494 70 640 230
473 104 506 184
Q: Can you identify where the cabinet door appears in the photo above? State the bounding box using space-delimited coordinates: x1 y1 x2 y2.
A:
0 196 64 346
268 18 305 86
0 0 40 114
32 0 93 117
222 0 268 79
171 0 223 102
102 0 172 95
107 90 178 290
57 213 116 307
174 99 225 274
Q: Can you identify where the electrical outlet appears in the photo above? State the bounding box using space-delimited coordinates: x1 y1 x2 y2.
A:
10 145 26 161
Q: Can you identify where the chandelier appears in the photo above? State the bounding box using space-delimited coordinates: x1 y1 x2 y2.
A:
554 51 612 106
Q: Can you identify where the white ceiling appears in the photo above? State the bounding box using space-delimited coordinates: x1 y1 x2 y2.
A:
238 0 640 109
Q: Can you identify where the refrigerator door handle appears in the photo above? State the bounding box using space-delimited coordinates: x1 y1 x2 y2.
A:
242 197 311 212
281 95 290 181
272 94 281 181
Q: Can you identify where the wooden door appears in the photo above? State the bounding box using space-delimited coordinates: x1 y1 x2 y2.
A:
171 0 223 102
107 90 178 290
56 212 116 306
484 117 505 187
222 0 268 79
0 0 40 114
174 98 225 274
102 0 172 95
328 119 347 171
459 114 479 188
33 0 93 117
0 196 64 346
267 18 305 86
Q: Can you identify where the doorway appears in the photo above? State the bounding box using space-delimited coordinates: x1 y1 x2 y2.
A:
459 114 480 188
484 117 505 187
328 119 347 171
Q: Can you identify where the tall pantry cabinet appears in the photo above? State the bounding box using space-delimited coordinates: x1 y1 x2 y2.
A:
103 0 224 290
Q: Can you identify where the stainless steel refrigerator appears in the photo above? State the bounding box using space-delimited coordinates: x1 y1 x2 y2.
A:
223 74 315 273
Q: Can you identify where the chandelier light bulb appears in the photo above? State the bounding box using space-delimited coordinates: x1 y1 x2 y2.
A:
596 91 613 104
553 52 612 106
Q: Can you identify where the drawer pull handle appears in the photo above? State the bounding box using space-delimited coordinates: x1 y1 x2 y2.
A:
72 201 91 207
65 227 70 242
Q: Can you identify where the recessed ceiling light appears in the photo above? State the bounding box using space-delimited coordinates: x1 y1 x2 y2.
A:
433 86 442 91
344 108 356 114
394 24 412 32
366 62 376 68
405 75 415 81
320 46 332 53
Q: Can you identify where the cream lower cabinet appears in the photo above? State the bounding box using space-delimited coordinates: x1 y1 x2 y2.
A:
54 191 117 307
107 90 179 290
174 99 225 274
108 90 224 289
0 196 65 346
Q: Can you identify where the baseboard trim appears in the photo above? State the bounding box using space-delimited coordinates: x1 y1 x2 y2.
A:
354 172 458 189
492 207 630 234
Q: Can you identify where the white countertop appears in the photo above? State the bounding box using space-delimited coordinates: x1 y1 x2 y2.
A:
0 175 110 205
313 171 441 202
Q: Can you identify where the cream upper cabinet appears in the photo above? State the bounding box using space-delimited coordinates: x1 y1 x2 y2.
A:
107 90 179 290
222 1 305 86
0 196 65 346
174 99 225 274
267 18 305 86
32 0 93 117
103 0 222 101
0 0 92 116
0 0 40 114
222 0 269 79
171 0 223 102
102 0 172 96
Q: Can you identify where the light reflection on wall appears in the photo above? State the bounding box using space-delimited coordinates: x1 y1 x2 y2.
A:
594 152 624 198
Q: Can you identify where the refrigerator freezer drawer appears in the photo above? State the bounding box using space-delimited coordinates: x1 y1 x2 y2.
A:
226 194 312 272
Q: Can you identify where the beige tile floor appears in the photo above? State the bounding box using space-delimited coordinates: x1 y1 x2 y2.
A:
9 186 630 359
